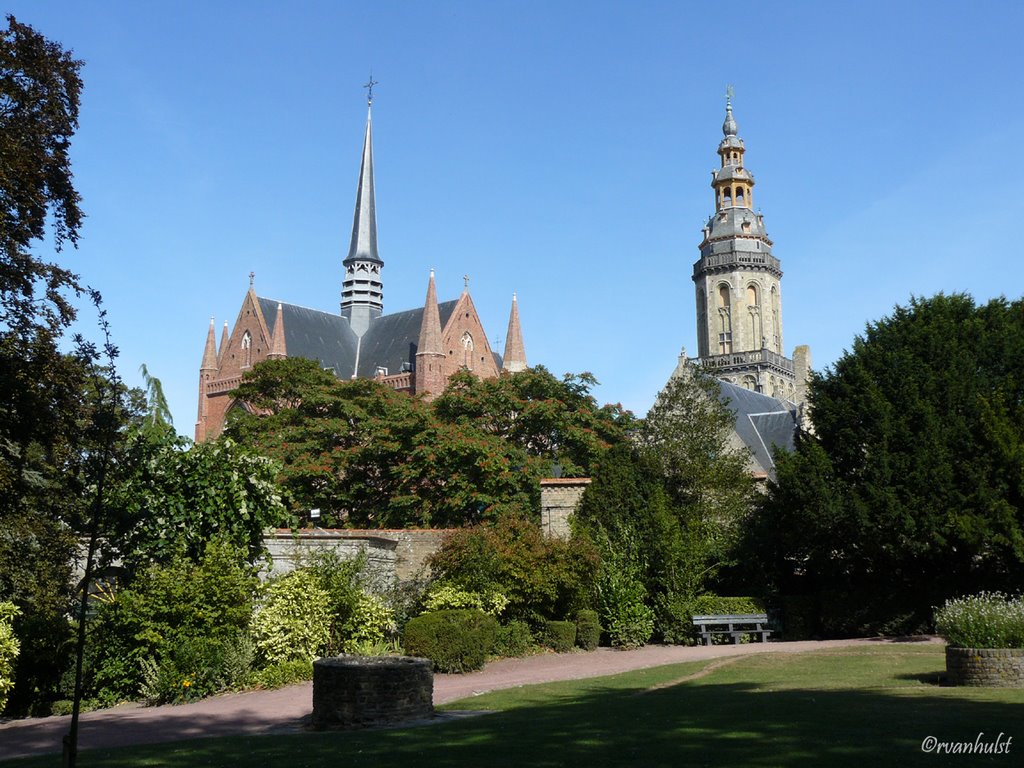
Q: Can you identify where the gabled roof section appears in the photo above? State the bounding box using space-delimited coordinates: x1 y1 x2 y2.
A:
258 297 359 377
344 106 381 266
356 300 457 378
716 379 799 477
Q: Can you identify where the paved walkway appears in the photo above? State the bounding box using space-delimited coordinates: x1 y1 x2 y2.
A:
0 637 937 760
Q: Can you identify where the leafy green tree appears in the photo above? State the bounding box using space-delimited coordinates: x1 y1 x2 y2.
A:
756 293 1024 634
0 15 90 720
575 370 757 642
226 359 539 527
433 367 634 477
112 434 289 572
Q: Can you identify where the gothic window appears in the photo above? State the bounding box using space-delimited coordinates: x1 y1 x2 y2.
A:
241 331 252 368
747 284 762 349
696 289 707 358
771 286 781 352
742 375 756 391
717 284 732 354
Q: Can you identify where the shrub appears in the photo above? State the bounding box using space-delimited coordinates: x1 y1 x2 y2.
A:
494 621 534 658
88 538 259 702
403 609 498 673
252 570 332 664
935 592 1024 649
138 632 255 705
427 516 600 624
608 601 655 649
423 583 509 617
337 592 397 653
575 610 601 650
689 595 765 616
253 658 314 689
542 620 576 653
0 602 20 712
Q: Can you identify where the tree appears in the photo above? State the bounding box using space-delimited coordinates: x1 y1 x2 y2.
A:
575 368 757 643
433 367 634 477
226 358 539 527
756 293 1024 635
112 434 289 573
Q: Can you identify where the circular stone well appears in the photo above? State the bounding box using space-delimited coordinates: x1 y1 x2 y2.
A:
311 655 434 730
945 647 1024 687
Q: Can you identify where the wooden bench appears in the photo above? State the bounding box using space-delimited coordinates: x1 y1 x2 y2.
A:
691 613 772 645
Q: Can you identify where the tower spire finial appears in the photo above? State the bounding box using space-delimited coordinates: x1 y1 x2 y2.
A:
364 74 378 106
723 85 738 137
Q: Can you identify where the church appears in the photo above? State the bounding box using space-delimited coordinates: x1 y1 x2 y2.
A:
668 92 811 479
195 94 527 442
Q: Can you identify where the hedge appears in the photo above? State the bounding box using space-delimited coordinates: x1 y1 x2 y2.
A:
575 610 601 650
403 609 498 673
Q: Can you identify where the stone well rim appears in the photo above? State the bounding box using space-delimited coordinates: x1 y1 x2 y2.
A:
314 654 432 668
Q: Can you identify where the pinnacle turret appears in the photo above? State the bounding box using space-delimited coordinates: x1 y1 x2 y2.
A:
268 303 287 359
200 318 218 371
502 293 527 373
415 270 445 399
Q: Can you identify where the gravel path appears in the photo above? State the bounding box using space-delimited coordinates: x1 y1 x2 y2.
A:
0 637 938 760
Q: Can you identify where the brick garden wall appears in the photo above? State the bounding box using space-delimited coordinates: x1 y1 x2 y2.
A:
945 647 1024 687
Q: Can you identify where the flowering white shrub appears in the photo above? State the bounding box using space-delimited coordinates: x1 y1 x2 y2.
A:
935 592 1024 648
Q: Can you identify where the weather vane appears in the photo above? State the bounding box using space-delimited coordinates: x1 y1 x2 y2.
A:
725 84 734 106
249 271 255 287
463 274 470 289
364 74 379 105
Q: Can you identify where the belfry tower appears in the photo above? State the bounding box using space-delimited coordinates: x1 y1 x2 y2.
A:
340 84 384 337
692 91 805 401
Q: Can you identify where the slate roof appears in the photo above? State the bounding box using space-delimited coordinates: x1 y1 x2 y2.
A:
258 297 462 381
715 379 799 477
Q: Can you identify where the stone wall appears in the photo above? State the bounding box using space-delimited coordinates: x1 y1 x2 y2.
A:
311 655 433 729
539 478 591 539
945 647 1024 687
264 528 453 584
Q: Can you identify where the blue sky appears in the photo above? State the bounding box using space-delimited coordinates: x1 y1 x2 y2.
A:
8 0 1023 434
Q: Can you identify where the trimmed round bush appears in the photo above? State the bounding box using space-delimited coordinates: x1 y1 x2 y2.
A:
403 609 498 673
542 620 576 653
575 610 601 651
495 620 534 658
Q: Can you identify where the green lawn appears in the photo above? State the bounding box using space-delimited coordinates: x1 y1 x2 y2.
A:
8 643 1023 767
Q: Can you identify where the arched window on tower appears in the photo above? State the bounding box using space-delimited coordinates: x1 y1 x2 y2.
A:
717 284 732 354
735 186 745 205
696 289 707 358
771 286 781 353
722 187 732 207
241 331 252 368
747 284 762 350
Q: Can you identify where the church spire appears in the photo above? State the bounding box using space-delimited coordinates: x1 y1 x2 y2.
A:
340 85 384 337
502 293 527 373
415 270 446 398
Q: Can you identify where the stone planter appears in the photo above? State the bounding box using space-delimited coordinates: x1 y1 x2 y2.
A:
945 646 1024 687
311 655 433 730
